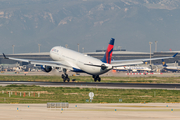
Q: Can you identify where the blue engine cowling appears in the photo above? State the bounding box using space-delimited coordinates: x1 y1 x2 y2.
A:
41 65 52 73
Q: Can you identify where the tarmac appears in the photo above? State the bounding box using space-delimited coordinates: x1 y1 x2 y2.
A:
0 103 180 120
1 71 180 90
1 72 180 119
0 81 180 90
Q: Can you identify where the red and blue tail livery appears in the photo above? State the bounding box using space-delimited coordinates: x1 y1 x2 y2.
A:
101 38 115 64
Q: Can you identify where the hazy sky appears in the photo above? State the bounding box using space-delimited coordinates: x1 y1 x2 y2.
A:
0 0 180 54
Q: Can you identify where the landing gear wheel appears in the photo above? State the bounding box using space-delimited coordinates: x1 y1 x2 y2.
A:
67 78 70 82
93 75 101 82
62 74 65 79
63 78 66 82
62 74 67 82
97 77 101 82
62 69 70 82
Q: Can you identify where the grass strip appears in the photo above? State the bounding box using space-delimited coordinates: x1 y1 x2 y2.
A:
0 85 180 103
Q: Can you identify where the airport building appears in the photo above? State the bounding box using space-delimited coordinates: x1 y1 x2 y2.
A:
0 51 180 66
89 51 180 65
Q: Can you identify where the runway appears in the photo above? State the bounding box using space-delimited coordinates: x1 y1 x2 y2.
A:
1 103 180 120
0 81 180 90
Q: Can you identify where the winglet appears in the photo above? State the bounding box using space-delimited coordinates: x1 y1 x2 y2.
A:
2 53 8 59
172 53 178 57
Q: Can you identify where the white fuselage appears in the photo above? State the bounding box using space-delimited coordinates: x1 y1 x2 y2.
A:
49 46 112 75
164 66 180 71
125 66 152 71
114 66 152 72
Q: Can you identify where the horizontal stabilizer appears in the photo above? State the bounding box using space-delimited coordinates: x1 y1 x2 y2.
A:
2 53 8 59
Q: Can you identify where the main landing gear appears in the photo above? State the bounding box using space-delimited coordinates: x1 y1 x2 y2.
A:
61 69 70 82
93 75 101 82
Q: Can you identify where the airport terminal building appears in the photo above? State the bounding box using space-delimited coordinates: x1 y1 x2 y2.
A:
0 51 180 66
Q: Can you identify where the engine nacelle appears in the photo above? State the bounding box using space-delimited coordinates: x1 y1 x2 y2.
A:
41 65 52 73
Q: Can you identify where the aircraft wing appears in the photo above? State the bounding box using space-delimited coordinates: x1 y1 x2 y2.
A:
2 53 73 70
111 53 178 67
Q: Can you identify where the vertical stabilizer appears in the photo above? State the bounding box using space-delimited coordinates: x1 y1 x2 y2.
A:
101 38 115 64
162 59 167 67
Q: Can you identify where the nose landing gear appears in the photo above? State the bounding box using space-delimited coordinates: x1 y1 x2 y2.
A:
61 69 70 82
61 73 70 82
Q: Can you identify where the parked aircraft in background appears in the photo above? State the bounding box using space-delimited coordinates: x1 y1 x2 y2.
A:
162 59 180 72
3 38 178 82
113 66 153 73
0 63 20 71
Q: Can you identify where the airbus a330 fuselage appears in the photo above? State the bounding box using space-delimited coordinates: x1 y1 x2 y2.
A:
50 46 112 75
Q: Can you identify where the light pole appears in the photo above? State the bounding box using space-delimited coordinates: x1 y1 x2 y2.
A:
155 41 158 52
77 44 79 52
12 45 15 54
82 47 84 53
149 42 153 65
38 44 41 53
118 46 121 51
65 44 68 48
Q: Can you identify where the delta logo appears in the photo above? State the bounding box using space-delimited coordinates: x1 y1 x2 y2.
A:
52 49 59 52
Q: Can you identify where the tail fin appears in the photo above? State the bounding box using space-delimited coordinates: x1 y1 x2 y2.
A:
162 59 167 67
101 38 115 64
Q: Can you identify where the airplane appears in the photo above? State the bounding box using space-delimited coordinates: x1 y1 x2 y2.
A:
162 59 180 72
113 65 153 73
2 38 178 82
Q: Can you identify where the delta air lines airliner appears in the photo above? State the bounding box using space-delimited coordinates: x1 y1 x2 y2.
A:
3 38 178 82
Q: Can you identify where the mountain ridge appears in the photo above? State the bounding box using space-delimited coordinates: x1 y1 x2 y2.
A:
0 0 180 54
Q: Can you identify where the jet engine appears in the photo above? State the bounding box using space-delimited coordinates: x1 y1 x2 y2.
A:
41 65 52 73
101 64 107 70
